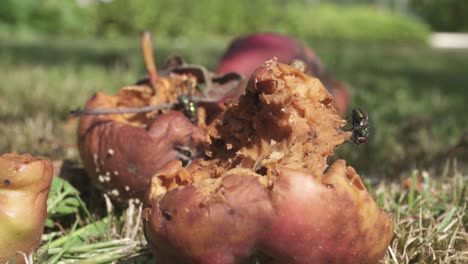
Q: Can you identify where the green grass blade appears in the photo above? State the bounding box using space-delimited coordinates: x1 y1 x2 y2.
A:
436 207 457 233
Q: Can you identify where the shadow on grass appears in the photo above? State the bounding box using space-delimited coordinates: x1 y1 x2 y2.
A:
1 38 145 68
0 36 224 70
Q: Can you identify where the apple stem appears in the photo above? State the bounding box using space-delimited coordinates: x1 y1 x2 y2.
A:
141 31 158 93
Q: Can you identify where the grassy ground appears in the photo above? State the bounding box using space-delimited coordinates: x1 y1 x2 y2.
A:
0 34 466 263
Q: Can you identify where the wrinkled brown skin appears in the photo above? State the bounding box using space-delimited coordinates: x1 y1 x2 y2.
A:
144 60 394 264
78 89 206 201
0 153 53 263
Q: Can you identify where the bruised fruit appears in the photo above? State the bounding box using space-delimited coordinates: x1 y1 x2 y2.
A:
216 33 349 116
259 161 393 263
77 33 242 202
0 153 53 263
143 59 393 264
77 83 207 202
76 73 241 202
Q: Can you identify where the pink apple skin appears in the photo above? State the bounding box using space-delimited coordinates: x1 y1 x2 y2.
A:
216 33 349 116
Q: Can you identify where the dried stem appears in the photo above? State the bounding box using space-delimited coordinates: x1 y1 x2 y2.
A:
70 103 174 116
141 31 158 92
70 95 219 117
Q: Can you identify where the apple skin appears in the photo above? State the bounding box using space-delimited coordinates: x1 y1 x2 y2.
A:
216 33 349 117
77 89 206 202
142 60 393 263
144 171 274 264
143 160 393 264
0 153 53 264
259 160 394 264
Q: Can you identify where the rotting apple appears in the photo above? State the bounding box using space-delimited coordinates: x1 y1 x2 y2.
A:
143 59 394 264
0 153 53 264
77 86 208 202
216 33 349 117
77 33 242 203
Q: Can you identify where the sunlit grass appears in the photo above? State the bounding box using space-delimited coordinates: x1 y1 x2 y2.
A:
2 35 467 173
376 162 467 263
1 35 466 263
29 161 466 263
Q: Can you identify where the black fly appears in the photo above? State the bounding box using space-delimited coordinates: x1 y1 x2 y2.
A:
347 108 369 145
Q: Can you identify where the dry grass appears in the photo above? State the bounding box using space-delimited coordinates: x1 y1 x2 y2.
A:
27 161 466 263
377 161 467 263
1 35 466 263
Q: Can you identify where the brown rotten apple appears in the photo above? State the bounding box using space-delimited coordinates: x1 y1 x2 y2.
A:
143 59 394 264
0 153 53 263
77 33 242 202
77 81 208 202
216 33 349 117
77 71 240 202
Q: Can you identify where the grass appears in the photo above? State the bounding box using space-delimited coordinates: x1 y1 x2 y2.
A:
0 34 466 263
379 162 467 263
1 34 467 174
34 163 466 263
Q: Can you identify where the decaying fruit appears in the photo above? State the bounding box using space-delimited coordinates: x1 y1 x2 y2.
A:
216 33 349 117
77 33 242 202
0 153 53 263
143 59 393 264
77 82 208 202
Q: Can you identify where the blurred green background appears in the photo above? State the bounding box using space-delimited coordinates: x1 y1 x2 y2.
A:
1 0 467 177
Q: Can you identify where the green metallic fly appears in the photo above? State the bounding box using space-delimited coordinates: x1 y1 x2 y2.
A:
347 108 369 145
177 94 198 123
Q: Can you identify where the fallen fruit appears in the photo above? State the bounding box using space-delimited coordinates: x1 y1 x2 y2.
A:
0 153 53 263
77 87 207 201
143 59 393 264
216 33 349 117
77 33 242 202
